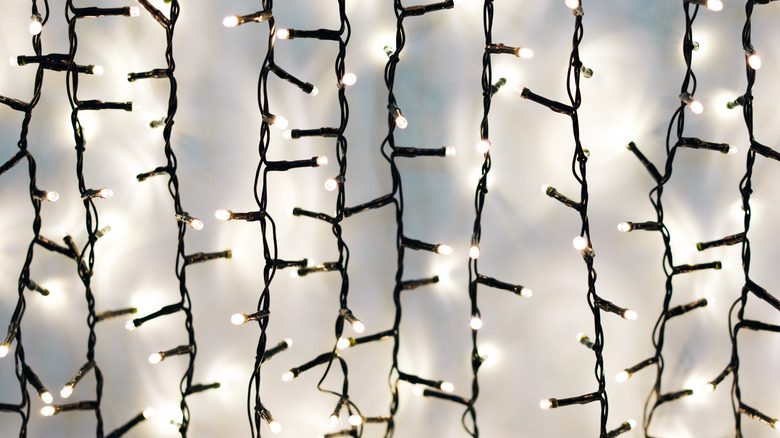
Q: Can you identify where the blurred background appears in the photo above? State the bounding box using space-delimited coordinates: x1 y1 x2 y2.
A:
2 0 780 437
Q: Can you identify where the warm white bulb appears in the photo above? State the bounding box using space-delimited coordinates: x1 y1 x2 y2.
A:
316 156 328 166
540 184 550 194
690 100 704 114
352 320 365 334
276 29 290 39
268 420 282 433
748 54 762 70
521 288 533 298
622 309 638 321
348 414 362 426
564 0 580 9
274 116 289 130
282 129 292 140
310 86 319 96
281 371 294 382
341 73 357 86
284 338 293 348
336 337 351 350
540 399 553 410
699 382 715 394
190 219 204 231
324 178 339 192
440 381 454 393
412 385 424 396
627 419 637 429
395 115 408 129
92 65 104 76
215 209 231 221
476 139 491 154
469 316 483 330
516 47 534 59
40 391 53 404
231 313 247 325
60 384 74 398
143 407 155 419
615 371 630 383
572 236 588 251
98 188 113 199
125 320 137 331
0 343 9 357
436 244 452 255
223 16 239 27
328 414 339 427
617 222 631 233
29 20 42 35
129 7 140 17
9 56 18 67
445 146 456 157
706 0 723 11
469 245 480 260
728 146 738 155
41 405 56 416
148 353 163 364
46 191 59 202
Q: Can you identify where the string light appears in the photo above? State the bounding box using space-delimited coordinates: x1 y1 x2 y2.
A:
230 310 271 325
222 10 272 28
388 103 408 129
148 345 193 364
485 43 534 59
175 212 204 230
679 92 704 114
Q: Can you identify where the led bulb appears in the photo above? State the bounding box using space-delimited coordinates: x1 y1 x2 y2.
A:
615 371 630 383
328 414 339 427
223 16 239 27
436 244 452 255
698 382 715 394
622 309 638 321
341 72 357 86
231 313 248 325
522 288 533 298
190 219 204 231
469 244 480 260
516 47 534 59
572 236 588 251
316 156 328 166
476 139 491 154
274 116 289 130
281 371 294 382
336 337 351 350
706 0 723 11
469 316 483 330
445 147 456 157
540 399 553 410
268 420 282 433
310 86 319 96
412 385 424 396
748 53 762 70
617 222 631 233
395 115 408 129
40 391 53 404
215 209 231 221
282 130 292 140
125 320 137 331
46 191 59 202
9 56 18 67
627 419 637 429
41 405 56 416
564 0 580 9
143 407 155 419
148 353 163 364
276 29 290 39
0 343 9 357
540 184 550 194
690 100 704 114
284 338 293 347
92 65 104 76
440 381 455 393
98 188 113 199
29 18 43 35
728 146 738 155
129 7 140 17
348 414 362 426
60 384 74 398
324 178 339 192
351 320 365 334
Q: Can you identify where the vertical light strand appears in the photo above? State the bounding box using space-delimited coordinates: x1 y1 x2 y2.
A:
0 0 49 434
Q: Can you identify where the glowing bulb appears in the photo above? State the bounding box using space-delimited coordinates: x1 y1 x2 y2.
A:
9 56 18 67
328 414 339 427
215 209 231 221
748 54 761 70
476 139 491 154
540 184 550 194
223 16 239 27
282 130 292 140
46 191 59 202
98 188 113 199
0 343 9 357
348 414 362 426
129 7 140 17
469 245 480 259
276 29 290 39
268 420 282 433
143 407 155 419
440 381 454 393
316 156 328 166
41 405 56 416
617 222 631 233
60 384 74 398
436 244 452 255
190 219 204 231
445 147 456 157
148 353 163 364
351 320 365 334
231 313 247 325
29 19 42 35
395 115 408 129
706 0 723 11
274 116 289 130
281 371 294 382
522 288 533 298
728 146 738 155
310 86 319 96
469 316 483 330
572 236 588 251
125 320 137 331
699 382 715 394
540 399 553 410
516 47 534 59
627 419 637 429
622 309 638 321
341 73 357 86
615 371 630 383
690 100 704 114
324 178 339 192
412 385 424 396
336 337 351 350
564 0 580 9
92 65 104 76
40 391 53 404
